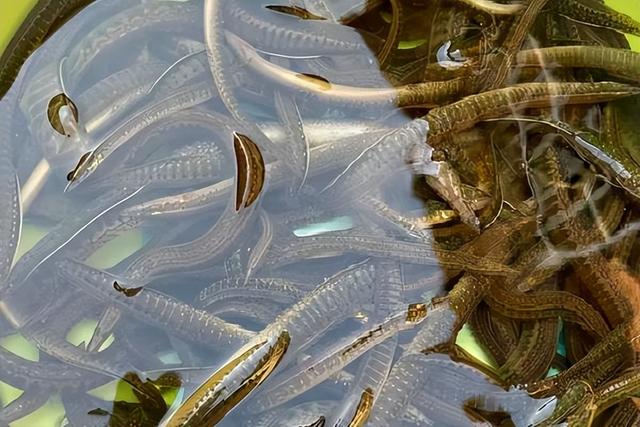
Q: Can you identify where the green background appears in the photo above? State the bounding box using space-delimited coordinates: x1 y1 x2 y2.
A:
0 0 38 55
0 0 639 425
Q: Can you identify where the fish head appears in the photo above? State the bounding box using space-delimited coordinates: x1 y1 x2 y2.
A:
64 150 98 191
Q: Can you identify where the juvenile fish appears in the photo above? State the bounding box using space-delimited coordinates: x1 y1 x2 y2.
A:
224 31 465 108
160 330 290 426
252 303 427 412
222 0 369 56
424 82 640 145
65 82 216 190
234 132 266 211
0 94 21 288
56 259 253 348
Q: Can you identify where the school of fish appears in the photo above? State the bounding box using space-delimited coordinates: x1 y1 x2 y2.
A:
1 0 640 425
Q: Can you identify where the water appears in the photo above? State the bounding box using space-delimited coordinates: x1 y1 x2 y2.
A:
0 0 640 425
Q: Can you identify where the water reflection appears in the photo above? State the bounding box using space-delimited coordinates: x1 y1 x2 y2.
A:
0 0 640 425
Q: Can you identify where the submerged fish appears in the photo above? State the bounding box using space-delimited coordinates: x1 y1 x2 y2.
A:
160 330 290 426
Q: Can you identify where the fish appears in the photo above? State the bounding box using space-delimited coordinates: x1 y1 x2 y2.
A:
160 330 290 426
0 0 95 98
233 132 266 211
225 31 465 108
